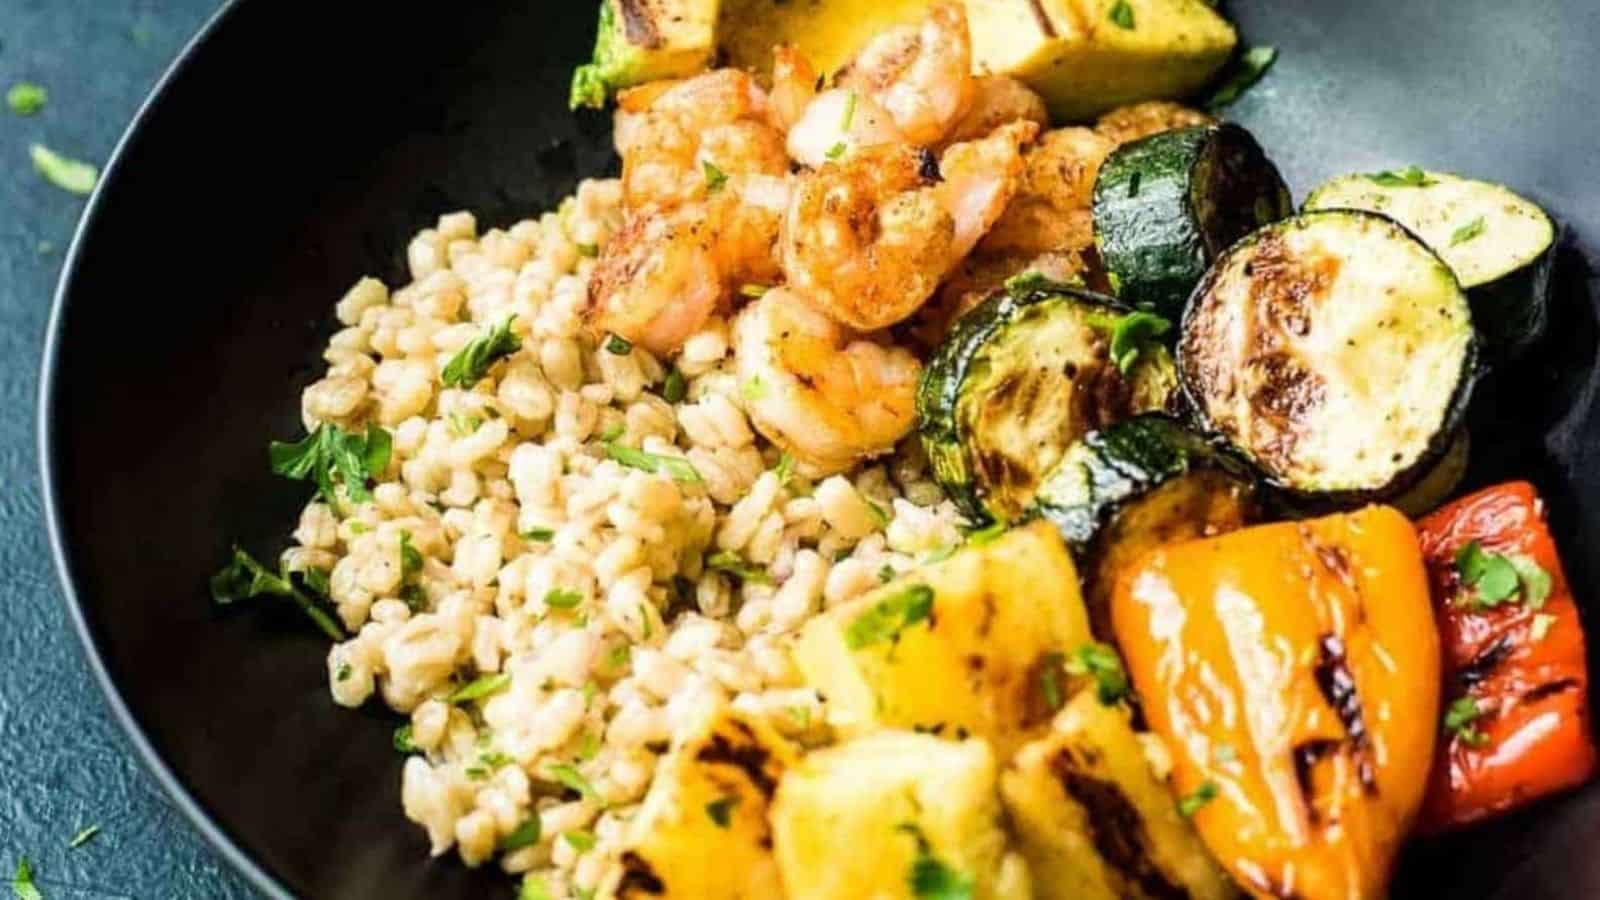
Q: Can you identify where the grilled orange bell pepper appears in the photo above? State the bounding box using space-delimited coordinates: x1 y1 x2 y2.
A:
1414 481 1596 833
1112 506 1439 900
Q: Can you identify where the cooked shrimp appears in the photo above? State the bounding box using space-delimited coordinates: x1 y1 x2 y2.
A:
708 172 792 286
979 126 1115 259
833 1 975 146
785 87 906 169
780 121 1034 331
770 45 819 133
1095 100 1216 146
733 287 920 474
942 75 1050 146
614 69 789 211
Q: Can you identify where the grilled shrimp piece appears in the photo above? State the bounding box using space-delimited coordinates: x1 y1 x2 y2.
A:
785 88 906 169
833 1 975 146
942 75 1050 146
979 126 1115 259
1094 100 1215 146
771 45 820 133
614 69 790 211
733 287 920 475
780 121 1035 331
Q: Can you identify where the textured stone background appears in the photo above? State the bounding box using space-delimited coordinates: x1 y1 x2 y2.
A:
2 1 255 897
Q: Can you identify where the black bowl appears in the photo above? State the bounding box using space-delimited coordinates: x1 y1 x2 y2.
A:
38 0 1600 897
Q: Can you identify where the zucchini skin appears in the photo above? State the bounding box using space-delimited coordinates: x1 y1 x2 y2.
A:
917 284 1177 525
1092 124 1291 319
1467 245 1554 359
1177 210 1479 506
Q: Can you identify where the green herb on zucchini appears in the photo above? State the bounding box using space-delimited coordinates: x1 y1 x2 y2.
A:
1366 165 1436 188
1450 216 1487 247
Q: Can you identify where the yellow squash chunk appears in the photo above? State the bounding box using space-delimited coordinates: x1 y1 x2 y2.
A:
772 731 1031 900
1111 506 1440 900
965 0 1237 121
1002 690 1238 900
617 708 797 898
792 521 1095 759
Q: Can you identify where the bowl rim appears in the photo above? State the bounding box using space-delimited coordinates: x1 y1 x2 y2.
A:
34 1 295 897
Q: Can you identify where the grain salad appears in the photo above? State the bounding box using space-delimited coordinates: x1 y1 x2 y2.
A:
278 182 963 896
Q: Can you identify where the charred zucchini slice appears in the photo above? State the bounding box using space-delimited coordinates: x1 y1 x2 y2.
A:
1179 210 1477 502
1304 170 1556 357
1092 124 1292 319
918 283 1179 525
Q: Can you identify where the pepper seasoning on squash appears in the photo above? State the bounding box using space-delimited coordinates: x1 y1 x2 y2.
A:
1414 481 1597 833
1111 506 1439 900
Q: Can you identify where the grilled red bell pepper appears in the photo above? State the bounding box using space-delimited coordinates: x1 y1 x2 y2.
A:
1415 481 1597 833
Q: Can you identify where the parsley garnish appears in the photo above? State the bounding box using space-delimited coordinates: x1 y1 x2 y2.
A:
1444 695 1491 747
521 527 555 542
67 825 100 849
702 160 729 194
775 451 797 485
30 143 97 195
741 375 767 402
1213 743 1239 764
739 283 772 299
878 563 897 584
1038 651 1065 711
603 441 703 483
866 499 890 528
707 550 771 584
896 823 974 900
393 724 418 753
1003 270 1083 298
1064 642 1129 704
706 795 740 827
210 547 345 640
841 91 859 132
1366 165 1436 188
1455 541 1550 610
1178 781 1219 817
1203 45 1278 111
399 530 423 578
449 672 512 704
1108 0 1135 29
12 858 41 900
603 333 633 355
544 587 583 610
825 141 847 161
964 522 1006 546
846 584 935 649
562 830 597 852
441 317 521 387
1105 310 1171 375
660 368 687 403
336 663 352 682
547 762 602 804
1450 216 1487 247
7 83 46 116
269 422 392 507
500 817 542 852
575 242 600 258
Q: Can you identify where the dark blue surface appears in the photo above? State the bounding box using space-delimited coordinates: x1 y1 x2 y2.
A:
3 2 253 897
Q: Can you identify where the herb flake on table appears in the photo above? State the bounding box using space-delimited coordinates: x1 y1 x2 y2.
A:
11 858 41 900
7 82 46 116
1203 45 1278 111
441 316 521 387
30 143 98 195
67 825 100 849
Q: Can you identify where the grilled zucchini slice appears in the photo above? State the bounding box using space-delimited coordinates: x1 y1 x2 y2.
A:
1304 170 1555 358
570 0 720 109
918 283 1179 526
772 731 1031 900
1002 690 1239 900
1178 210 1477 502
1093 124 1292 318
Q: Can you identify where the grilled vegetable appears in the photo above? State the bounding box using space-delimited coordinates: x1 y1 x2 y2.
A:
791 521 1096 760
1002 690 1238 900
1414 481 1597 833
570 0 719 109
1112 507 1440 900
1179 210 1478 502
618 708 797 898
1093 124 1292 317
1032 414 1261 635
717 0 929 77
1305 170 1556 357
772 731 1030 900
918 283 1179 525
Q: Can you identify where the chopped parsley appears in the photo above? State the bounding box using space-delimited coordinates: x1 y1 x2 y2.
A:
336 663 352 682
702 160 729 194
547 762 602 804
67 825 101 849
1004 270 1084 298
210 547 345 640
500 817 542 852
866 499 891 528
544 588 584 610
609 643 632 670
825 141 847 161
562 830 597 852
575 242 600 258
1038 651 1066 711
1444 695 1491 747
30 143 97 195
841 91 859 132
399 530 423 579
519 874 555 900
846 584 935 649
1064 642 1130 705
393 723 418 753
775 451 797 485
1450 216 1488 247
579 730 603 760
1366 165 1436 188
922 544 959 564
660 368 688 403
521 526 555 542
12 858 41 900
448 672 512 704
603 441 703 483
1455 541 1550 610
1178 781 1219 817
604 333 633 355
706 794 740 827
1108 0 1136 29
707 550 772 584
447 412 484 436
301 567 331 597
897 823 974 900
788 705 812 729
964 522 1006 546
7 82 46 116
741 375 767 401
269 422 392 506
878 564 897 584
441 317 521 387
1213 743 1239 764
1105 310 1171 375
1203 45 1278 111
739 283 772 299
